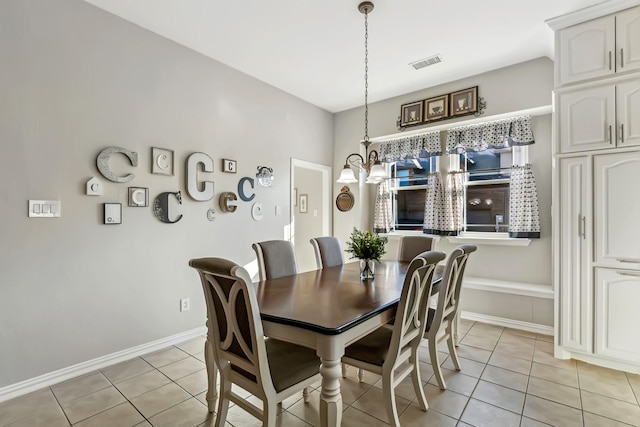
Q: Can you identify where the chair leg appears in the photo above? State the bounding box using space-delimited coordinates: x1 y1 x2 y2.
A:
214 374 231 427
342 363 347 378
410 348 428 411
447 327 462 371
453 311 461 347
264 401 278 427
429 338 447 390
358 368 365 383
303 387 310 403
382 371 400 427
204 333 218 413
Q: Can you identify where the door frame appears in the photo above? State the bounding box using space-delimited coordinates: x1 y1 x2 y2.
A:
290 158 332 242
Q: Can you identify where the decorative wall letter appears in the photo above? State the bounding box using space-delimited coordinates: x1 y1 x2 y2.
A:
186 152 214 201
128 187 149 207
153 191 183 224
251 202 264 221
219 192 238 213
238 177 255 202
96 147 138 183
86 177 103 196
103 203 122 224
151 147 174 176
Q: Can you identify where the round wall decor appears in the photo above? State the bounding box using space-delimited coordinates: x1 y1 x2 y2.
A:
336 186 355 212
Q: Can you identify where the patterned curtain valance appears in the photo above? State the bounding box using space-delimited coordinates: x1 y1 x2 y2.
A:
379 131 442 162
445 115 534 154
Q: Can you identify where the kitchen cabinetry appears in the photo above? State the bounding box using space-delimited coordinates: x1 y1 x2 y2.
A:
558 77 640 153
551 3 640 373
557 6 640 86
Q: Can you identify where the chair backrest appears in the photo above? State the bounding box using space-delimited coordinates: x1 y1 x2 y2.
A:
398 236 435 262
252 240 298 281
430 244 477 332
189 257 273 392
309 236 345 269
386 250 446 367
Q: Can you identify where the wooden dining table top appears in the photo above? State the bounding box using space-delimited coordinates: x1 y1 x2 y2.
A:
255 260 444 335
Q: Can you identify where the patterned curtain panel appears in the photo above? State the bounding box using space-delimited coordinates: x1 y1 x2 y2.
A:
373 179 393 234
422 172 444 235
379 131 442 162
440 172 465 236
509 164 541 238
445 115 534 154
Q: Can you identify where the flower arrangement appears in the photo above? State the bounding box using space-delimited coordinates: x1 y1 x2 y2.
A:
345 228 388 261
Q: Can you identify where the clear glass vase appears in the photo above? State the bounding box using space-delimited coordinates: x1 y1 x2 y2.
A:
359 259 375 280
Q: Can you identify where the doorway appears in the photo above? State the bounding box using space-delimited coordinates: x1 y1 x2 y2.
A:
290 159 332 272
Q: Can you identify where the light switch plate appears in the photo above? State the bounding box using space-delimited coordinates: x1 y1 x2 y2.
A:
29 200 61 218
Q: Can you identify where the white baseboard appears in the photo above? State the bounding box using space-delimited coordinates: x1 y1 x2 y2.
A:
0 326 207 403
461 311 554 336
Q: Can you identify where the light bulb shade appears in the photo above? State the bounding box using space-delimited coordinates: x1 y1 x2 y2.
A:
368 162 387 179
365 175 383 184
337 166 358 184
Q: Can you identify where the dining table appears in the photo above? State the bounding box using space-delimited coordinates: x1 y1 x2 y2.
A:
253 259 444 427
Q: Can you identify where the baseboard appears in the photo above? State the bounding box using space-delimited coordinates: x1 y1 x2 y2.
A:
461 311 554 336
0 326 207 403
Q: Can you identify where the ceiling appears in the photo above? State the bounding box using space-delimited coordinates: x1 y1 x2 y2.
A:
83 0 604 113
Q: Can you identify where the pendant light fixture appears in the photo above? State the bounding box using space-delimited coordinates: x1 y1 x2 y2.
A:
337 1 387 185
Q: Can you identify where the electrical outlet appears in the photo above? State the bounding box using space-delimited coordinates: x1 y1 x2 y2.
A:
180 298 190 312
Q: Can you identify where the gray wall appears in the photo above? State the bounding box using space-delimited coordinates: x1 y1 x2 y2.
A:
333 58 554 324
0 0 333 388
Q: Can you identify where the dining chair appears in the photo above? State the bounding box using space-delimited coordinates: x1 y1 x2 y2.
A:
341 250 446 426
310 236 344 269
424 244 477 390
189 257 321 427
252 239 298 281
398 235 435 262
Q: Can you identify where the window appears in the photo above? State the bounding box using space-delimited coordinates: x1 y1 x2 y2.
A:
461 148 511 233
390 146 528 234
390 157 437 231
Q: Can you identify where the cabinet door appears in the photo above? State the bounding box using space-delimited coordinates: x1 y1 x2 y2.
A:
558 15 615 85
558 86 615 153
616 79 640 147
594 152 640 268
616 6 640 73
595 268 640 363
559 157 592 352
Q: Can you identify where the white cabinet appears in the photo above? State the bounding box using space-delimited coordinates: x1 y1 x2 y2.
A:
558 6 640 86
559 157 591 353
558 78 640 153
594 151 640 268
595 268 640 363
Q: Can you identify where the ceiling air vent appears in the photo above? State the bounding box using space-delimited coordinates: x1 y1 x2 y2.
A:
409 54 443 70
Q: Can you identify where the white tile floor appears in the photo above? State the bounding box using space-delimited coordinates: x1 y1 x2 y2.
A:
1 319 639 426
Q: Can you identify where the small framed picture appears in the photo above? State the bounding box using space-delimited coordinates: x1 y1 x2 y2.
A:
424 94 449 122
128 187 149 207
450 86 478 117
400 101 423 126
299 194 308 213
222 159 237 173
151 147 174 176
103 203 122 224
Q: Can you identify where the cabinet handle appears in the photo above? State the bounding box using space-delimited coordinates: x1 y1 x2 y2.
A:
621 48 624 68
620 124 624 143
579 215 586 239
616 258 639 263
617 271 640 277
609 51 612 70
608 125 612 144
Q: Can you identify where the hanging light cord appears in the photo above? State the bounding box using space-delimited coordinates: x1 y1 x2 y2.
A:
363 6 369 144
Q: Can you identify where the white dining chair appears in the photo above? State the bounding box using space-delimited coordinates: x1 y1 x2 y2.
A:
398 235 435 262
252 240 298 281
341 250 446 426
310 236 345 269
189 257 321 427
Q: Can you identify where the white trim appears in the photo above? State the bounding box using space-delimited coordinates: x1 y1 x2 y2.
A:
0 326 206 403
545 0 639 31
463 276 554 300
369 105 552 143
447 234 532 247
461 311 553 336
556 349 640 375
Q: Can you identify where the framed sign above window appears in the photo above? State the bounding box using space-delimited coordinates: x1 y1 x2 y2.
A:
400 101 423 127
450 86 478 117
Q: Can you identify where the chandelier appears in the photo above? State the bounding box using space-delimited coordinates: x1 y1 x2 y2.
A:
337 1 387 185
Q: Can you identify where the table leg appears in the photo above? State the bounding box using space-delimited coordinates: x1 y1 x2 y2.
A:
318 338 343 427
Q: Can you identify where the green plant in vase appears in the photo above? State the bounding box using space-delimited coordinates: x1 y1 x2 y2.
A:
345 228 387 280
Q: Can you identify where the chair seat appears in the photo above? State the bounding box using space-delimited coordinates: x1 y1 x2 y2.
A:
344 327 393 367
266 338 320 392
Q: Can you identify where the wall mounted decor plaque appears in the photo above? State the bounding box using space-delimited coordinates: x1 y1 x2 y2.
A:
86 177 103 196
151 147 174 176
424 94 449 122
450 86 478 117
222 159 237 173
128 187 149 207
153 191 183 223
400 101 423 127
97 147 138 183
103 203 122 224
336 186 355 212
